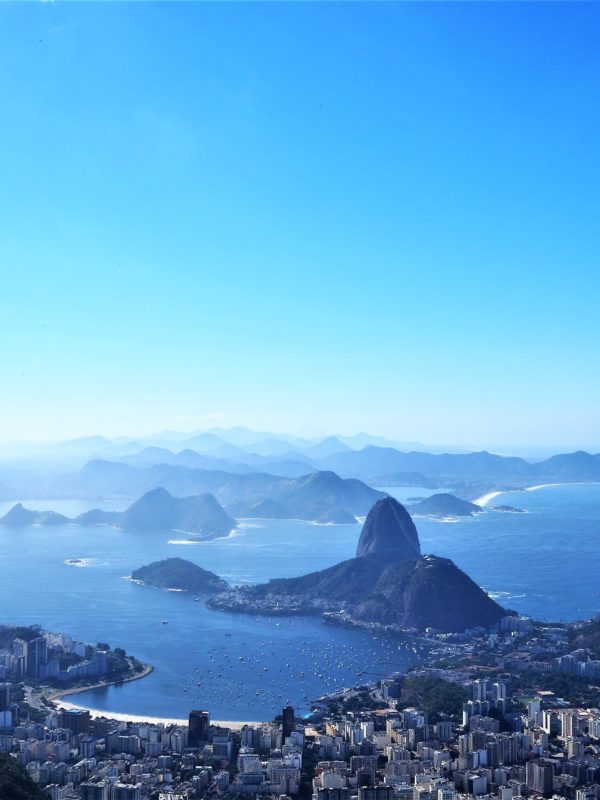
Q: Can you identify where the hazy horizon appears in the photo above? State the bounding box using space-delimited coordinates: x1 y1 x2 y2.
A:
1 424 599 461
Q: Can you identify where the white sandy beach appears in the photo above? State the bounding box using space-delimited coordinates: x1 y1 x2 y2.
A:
475 481 600 507
474 481 600 507
472 490 504 506
48 665 265 730
524 483 561 492
52 697 264 730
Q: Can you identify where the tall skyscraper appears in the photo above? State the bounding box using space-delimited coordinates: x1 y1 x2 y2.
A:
282 705 295 740
58 708 90 735
0 683 10 711
472 679 488 701
27 637 47 678
80 783 109 800
526 759 554 797
188 709 210 746
12 638 28 675
492 682 506 701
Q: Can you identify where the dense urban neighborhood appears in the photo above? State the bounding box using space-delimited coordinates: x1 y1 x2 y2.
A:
1 611 600 800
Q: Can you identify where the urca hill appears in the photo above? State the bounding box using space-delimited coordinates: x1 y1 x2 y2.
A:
209 496 507 633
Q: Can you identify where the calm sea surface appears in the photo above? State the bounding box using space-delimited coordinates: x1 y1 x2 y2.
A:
0 483 598 720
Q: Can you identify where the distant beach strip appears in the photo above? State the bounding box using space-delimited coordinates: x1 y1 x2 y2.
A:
474 481 600 507
472 490 504 506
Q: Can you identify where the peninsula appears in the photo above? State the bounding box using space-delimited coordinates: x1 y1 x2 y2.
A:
207 497 507 632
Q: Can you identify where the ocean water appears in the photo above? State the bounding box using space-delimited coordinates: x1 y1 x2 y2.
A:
0 482 598 720
398 483 600 623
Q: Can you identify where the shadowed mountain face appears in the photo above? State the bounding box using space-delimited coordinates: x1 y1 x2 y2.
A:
356 497 421 559
223 551 506 633
351 555 505 631
213 497 507 632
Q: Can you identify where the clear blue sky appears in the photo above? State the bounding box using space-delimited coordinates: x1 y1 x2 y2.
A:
1 2 599 450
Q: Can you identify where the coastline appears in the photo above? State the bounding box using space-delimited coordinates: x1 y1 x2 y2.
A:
48 662 265 730
37 481 600 730
48 662 154 712
473 481 600 507
49 700 264 730
524 483 562 492
472 489 504 506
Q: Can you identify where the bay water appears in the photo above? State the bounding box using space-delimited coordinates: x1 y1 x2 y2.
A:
0 483 598 720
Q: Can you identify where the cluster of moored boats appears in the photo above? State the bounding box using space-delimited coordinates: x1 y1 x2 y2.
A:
159 619 431 717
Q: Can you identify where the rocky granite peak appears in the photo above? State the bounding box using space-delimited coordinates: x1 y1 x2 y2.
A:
356 496 421 560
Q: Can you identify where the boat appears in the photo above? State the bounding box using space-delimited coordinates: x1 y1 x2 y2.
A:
161 620 168 625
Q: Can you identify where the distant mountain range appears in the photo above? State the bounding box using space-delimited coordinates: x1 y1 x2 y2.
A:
68 449 600 500
42 463 383 523
316 448 600 485
0 488 236 537
0 428 444 477
2 425 600 502
208 497 507 633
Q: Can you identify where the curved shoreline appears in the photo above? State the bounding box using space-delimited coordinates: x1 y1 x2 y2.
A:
472 489 503 506
48 661 154 709
47 663 265 729
473 481 600 507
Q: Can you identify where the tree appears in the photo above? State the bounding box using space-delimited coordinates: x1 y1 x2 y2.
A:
0 752 49 800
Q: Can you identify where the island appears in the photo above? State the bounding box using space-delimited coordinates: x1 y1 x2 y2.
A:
406 492 483 517
131 557 229 594
0 487 237 538
119 487 236 535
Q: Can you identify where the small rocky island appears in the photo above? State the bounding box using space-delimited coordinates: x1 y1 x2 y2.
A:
131 557 229 594
207 496 507 633
406 492 483 518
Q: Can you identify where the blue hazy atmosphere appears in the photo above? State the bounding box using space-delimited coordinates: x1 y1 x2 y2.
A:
0 483 598 720
1 3 599 449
